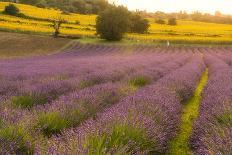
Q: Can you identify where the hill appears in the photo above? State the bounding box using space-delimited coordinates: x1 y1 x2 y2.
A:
0 31 71 58
0 2 232 44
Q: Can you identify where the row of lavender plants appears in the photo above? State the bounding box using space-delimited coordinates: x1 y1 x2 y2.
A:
34 54 206 154
0 49 177 105
191 54 232 154
204 48 232 66
0 49 191 153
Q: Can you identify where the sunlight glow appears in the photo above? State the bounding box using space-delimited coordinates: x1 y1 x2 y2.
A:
110 0 232 15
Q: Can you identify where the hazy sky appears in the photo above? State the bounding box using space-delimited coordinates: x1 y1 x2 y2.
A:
110 0 232 15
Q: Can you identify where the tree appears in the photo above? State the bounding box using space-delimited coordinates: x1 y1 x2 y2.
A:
4 4 19 16
52 16 66 38
96 5 130 41
130 14 150 33
168 18 177 25
155 18 165 24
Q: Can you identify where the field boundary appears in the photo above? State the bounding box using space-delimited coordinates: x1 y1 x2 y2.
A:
168 68 209 154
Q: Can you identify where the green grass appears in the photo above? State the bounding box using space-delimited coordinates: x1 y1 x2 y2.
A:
1 2 232 46
79 78 103 89
36 112 69 137
216 112 232 126
36 92 121 137
12 96 34 108
168 69 208 155
77 37 232 47
85 123 156 155
0 126 33 154
0 31 71 58
128 76 151 88
12 95 48 108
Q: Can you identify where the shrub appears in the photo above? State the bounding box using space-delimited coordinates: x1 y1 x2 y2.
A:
79 77 102 89
216 112 232 126
0 126 33 154
12 96 34 108
96 5 130 41
4 4 19 16
12 95 47 108
129 76 150 88
85 124 156 154
37 112 69 137
168 18 177 25
155 18 166 24
75 20 81 25
130 14 150 34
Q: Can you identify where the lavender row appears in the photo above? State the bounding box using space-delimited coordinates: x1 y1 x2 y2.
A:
37 54 205 154
0 52 191 153
0 52 190 135
191 54 232 154
0 52 179 105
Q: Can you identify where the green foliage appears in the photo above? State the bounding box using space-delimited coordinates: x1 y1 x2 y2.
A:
17 0 110 14
85 124 156 154
12 95 47 108
130 14 150 34
19 0 41 5
79 78 102 89
155 18 166 24
128 76 150 88
96 5 130 41
37 112 69 137
35 92 120 137
168 18 177 25
64 108 86 127
216 112 232 126
4 4 19 16
0 118 3 128
97 92 120 108
12 95 34 108
168 69 208 154
0 126 33 154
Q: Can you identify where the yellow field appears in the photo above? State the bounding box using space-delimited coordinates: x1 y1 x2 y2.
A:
0 2 232 44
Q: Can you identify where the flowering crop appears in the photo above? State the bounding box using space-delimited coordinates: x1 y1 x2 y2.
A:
0 45 231 154
1 2 232 43
191 53 232 154
34 53 205 154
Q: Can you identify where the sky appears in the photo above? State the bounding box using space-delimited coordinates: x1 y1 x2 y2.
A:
109 0 232 15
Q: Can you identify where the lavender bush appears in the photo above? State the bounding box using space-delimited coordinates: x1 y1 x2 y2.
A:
191 53 232 154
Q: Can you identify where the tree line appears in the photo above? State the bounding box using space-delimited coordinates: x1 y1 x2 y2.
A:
142 11 232 25
1 0 110 14
1 0 232 25
3 3 150 40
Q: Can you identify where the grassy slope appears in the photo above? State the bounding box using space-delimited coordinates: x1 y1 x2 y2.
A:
0 2 232 44
168 69 209 154
0 31 71 58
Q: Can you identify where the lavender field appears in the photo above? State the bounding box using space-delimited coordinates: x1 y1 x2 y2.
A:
0 44 231 154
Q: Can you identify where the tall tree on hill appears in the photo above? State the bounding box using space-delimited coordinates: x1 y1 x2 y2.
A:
130 13 150 34
96 5 130 41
